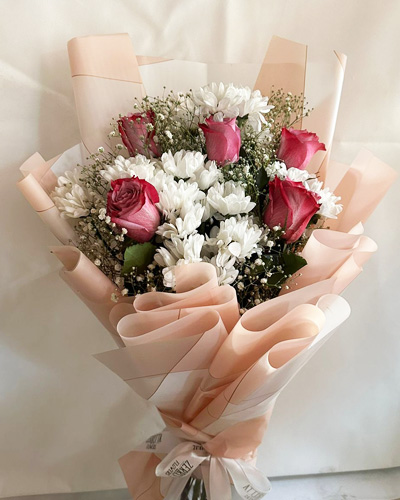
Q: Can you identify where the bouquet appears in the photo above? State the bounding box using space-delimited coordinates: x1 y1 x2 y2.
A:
50 82 342 310
17 34 396 499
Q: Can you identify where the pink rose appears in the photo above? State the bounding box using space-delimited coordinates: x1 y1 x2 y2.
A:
277 127 326 170
118 111 160 157
107 177 160 243
199 117 241 165
263 177 320 243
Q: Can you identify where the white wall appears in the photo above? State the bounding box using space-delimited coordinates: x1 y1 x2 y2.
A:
0 0 399 496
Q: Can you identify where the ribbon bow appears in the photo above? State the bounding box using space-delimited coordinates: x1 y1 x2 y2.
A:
155 440 271 500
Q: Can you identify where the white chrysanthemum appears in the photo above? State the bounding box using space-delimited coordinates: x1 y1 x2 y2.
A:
52 168 94 218
192 160 222 190
207 216 263 260
305 179 343 219
207 181 256 216
177 233 204 262
203 252 239 285
192 83 272 132
201 199 215 222
149 168 174 193
192 82 247 119
161 267 178 289
238 89 273 132
286 167 310 183
157 202 204 238
158 179 205 216
266 161 288 180
155 234 205 288
101 155 156 182
154 246 178 269
161 150 205 179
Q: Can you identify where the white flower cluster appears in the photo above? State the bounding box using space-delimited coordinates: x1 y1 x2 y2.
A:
191 82 273 132
147 150 263 286
52 168 98 218
267 161 343 219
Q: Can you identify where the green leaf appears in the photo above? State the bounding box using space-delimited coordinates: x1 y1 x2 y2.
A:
256 167 269 189
281 252 307 275
236 115 249 128
263 252 307 288
122 242 156 275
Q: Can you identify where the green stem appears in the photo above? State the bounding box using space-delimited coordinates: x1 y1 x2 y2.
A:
179 478 206 500
192 478 202 499
201 481 207 499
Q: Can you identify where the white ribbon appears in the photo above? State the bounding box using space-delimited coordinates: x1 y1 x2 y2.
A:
138 432 271 500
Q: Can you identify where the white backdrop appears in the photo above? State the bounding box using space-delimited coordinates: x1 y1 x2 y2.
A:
1 0 399 497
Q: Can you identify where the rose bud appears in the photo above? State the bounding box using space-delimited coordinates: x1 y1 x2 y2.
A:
277 127 326 170
107 177 160 243
264 177 320 243
118 111 160 158
199 117 241 165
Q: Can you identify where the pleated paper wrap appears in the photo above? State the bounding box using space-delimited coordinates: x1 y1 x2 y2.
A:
17 34 397 499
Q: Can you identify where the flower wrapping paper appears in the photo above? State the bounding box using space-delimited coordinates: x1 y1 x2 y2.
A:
17 33 397 499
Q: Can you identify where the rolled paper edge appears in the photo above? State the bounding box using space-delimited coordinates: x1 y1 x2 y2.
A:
137 55 172 66
134 262 220 312
37 207 78 245
18 173 54 212
254 35 307 104
174 262 219 293
19 151 46 178
18 175 77 245
109 301 136 331
210 302 326 384
329 149 398 232
311 51 347 176
68 33 143 83
315 294 351 332
291 232 378 293
50 245 119 302
51 246 126 344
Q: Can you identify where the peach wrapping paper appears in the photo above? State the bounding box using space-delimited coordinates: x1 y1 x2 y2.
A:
326 149 399 232
96 309 229 419
68 33 145 155
17 152 78 245
50 245 129 347
95 264 351 499
255 36 346 176
283 224 378 294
